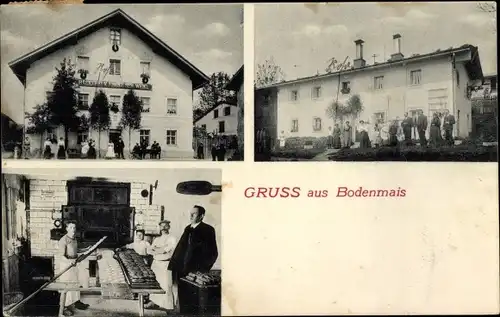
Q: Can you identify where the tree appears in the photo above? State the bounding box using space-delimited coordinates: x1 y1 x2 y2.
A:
89 90 110 158
325 94 364 129
197 72 236 111
25 103 51 153
193 108 205 122
255 57 285 88
46 58 80 148
120 89 143 152
477 2 497 32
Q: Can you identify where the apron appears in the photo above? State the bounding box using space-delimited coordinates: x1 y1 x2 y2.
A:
150 260 177 310
56 257 82 307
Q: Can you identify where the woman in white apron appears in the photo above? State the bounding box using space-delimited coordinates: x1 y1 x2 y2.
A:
148 221 178 311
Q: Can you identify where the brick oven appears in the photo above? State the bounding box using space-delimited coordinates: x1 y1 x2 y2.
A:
28 178 163 271
59 181 135 248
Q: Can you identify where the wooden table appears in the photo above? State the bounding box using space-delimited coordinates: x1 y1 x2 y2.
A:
45 283 101 317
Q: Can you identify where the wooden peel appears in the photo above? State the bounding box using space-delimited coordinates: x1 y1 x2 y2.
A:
3 236 107 317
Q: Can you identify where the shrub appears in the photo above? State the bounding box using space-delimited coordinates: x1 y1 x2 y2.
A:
284 136 329 151
328 144 497 162
271 147 325 160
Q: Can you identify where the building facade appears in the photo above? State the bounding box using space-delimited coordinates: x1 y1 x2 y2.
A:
225 65 244 153
260 35 484 143
9 9 208 159
194 103 238 136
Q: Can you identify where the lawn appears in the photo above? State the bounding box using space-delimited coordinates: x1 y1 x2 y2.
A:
328 144 498 162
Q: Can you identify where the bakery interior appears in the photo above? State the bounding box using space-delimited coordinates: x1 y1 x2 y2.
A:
2 169 222 316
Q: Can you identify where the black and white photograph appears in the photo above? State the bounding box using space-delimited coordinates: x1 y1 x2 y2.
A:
2 168 222 316
254 2 498 161
1 4 243 161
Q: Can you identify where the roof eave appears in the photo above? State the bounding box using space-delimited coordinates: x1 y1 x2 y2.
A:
225 66 243 91
268 47 476 88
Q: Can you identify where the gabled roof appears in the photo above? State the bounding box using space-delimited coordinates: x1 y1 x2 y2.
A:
8 9 209 90
194 103 237 124
225 65 243 91
257 44 484 90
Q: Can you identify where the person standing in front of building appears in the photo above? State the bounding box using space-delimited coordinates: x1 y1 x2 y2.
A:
105 140 115 159
416 110 428 147
442 109 456 146
148 220 178 312
388 119 399 147
332 123 342 149
87 140 96 159
343 121 352 149
372 122 383 148
43 137 53 159
211 138 218 161
168 205 218 314
401 112 413 146
197 142 204 159
57 221 90 316
23 136 31 159
357 120 370 149
429 112 442 147
116 136 125 159
57 137 67 159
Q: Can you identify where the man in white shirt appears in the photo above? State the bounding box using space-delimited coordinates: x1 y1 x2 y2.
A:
147 220 178 311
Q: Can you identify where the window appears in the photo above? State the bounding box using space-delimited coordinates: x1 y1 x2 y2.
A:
166 98 177 115
140 129 150 146
213 109 219 119
290 90 299 101
312 86 322 99
291 119 299 132
77 56 89 70
341 81 351 94
374 112 386 124
410 70 422 86
201 124 207 130
109 59 121 76
219 121 225 133
109 95 121 106
140 61 150 75
110 28 121 45
78 93 89 109
224 106 231 116
140 97 150 112
428 88 448 110
77 130 89 145
374 76 384 90
166 130 177 146
313 117 322 131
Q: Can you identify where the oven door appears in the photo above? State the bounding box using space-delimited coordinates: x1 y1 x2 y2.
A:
73 205 135 248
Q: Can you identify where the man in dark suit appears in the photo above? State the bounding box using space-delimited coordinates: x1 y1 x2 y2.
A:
168 205 218 311
401 112 413 146
442 109 456 146
416 110 428 146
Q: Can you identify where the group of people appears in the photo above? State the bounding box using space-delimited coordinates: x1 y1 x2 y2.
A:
132 140 162 159
42 137 78 160
56 205 218 316
327 109 456 149
195 136 238 161
101 137 125 159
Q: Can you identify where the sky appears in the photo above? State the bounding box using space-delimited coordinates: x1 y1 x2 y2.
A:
1 4 243 123
255 2 497 81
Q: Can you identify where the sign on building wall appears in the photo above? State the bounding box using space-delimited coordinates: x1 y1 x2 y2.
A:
77 79 152 91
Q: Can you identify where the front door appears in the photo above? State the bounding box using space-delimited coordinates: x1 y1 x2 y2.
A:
109 129 122 145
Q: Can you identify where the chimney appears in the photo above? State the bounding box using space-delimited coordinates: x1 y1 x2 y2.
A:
390 34 404 61
353 39 366 69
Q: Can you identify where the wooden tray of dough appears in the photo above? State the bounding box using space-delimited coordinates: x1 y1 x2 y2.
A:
113 250 161 290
